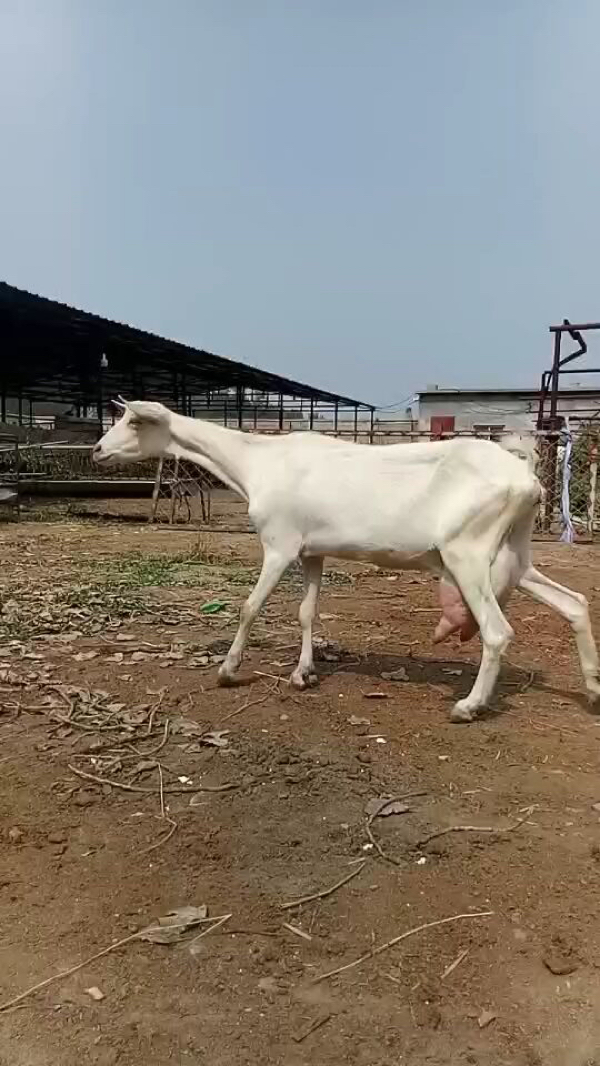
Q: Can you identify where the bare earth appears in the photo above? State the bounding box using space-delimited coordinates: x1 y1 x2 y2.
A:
2 511 600 1066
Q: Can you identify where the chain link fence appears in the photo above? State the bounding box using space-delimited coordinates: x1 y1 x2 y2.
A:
1 426 600 539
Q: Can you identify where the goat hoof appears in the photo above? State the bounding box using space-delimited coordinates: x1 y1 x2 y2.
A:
450 702 477 723
217 667 238 687
290 671 318 691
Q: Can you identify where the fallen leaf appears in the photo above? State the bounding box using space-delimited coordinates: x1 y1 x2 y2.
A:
478 1010 496 1029
200 601 229 615
348 714 371 727
365 797 410 820
381 668 408 682
202 731 229 749
138 905 209 944
363 692 389 700
73 651 99 662
171 716 205 738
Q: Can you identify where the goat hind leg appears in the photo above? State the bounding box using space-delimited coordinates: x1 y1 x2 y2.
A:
442 553 514 723
290 556 323 689
218 547 294 685
519 566 600 700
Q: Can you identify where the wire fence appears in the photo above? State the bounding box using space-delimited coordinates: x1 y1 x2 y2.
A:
1 426 599 540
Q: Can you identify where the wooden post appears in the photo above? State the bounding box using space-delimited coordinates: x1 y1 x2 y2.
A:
169 456 180 525
149 457 164 524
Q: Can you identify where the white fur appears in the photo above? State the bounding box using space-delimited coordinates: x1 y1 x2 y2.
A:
94 403 600 721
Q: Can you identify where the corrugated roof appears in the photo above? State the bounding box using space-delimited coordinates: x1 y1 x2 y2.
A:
0 282 372 410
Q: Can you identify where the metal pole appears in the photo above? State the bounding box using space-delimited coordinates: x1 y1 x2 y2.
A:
369 407 375 444
334 400 338 435
237 386 244 429
97 353 107 437
549 330 562 429
278 393 284 432
353 404 358 442
309 399 314 431
29 397 33 427
1 389 6 424
17 393 23 426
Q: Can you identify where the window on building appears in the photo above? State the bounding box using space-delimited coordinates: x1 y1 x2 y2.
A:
473 424 506 441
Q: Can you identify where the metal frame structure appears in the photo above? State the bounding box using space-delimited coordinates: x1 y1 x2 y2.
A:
537 318 600 430
536 318 600 532
0 282 374 437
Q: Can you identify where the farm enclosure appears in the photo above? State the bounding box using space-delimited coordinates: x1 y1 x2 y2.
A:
2 517 600 1065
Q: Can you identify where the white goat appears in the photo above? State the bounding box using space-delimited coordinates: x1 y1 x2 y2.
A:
93 401 600 722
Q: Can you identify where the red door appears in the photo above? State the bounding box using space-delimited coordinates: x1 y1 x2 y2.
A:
430 415 455 439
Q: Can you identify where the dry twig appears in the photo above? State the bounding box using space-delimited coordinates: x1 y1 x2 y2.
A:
188 913 232 950
0 930 142 1013
365 791 427 867
282 922 312 941
68 764 236 794
217 682 279 724
417 807 534 848
441 947 469 981
293 1012 332 1043
313 911 493 984
138 763 178 854
281 861 366 911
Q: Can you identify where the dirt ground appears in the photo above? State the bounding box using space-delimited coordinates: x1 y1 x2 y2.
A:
3 511 600 1066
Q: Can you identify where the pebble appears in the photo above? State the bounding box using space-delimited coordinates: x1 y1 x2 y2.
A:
85 986 105 1002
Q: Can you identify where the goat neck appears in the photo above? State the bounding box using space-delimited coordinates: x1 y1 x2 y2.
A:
168 413 254 500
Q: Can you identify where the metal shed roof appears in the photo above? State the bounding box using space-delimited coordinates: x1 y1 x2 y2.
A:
0 282 372 411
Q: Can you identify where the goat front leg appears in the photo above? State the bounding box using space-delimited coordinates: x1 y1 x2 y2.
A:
290 556 323 689
218 546 294 685
519 566 600 700
442 551 514 723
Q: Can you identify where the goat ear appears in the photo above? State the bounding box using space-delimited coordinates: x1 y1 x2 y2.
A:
112 397 127 413
126 400 169 425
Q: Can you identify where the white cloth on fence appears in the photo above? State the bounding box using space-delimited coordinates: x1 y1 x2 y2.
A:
560 419 575 544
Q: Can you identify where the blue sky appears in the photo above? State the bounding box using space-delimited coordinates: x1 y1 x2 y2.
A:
1 1 599 405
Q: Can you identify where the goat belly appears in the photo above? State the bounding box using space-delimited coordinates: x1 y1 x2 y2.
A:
434 580 479 644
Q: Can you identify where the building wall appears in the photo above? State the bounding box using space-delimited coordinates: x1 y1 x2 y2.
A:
418 392 600 433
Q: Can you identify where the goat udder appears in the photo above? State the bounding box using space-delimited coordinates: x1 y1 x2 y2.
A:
433 581 479 644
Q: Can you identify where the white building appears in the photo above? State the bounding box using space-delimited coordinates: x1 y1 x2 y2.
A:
416 386 600 436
